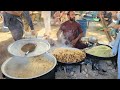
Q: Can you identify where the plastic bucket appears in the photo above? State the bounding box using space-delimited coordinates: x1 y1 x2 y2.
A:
76 19 88 36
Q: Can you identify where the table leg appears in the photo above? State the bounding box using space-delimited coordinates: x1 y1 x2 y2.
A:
63 66 68 78
80 64 82 73
111 58 117 69
92 62 95 70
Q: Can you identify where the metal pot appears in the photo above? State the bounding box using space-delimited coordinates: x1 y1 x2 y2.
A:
1 52 57 79
53 47 86 65
88 36 98 44
85 44 116 60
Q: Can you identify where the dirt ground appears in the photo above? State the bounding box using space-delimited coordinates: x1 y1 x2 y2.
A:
0 17 117 79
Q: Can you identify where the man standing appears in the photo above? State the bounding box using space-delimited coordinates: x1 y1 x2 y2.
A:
3 11 36 41
0 11 9 32
112 30 120 79
57 11 87 49
41 11 51 37
22 11 35 32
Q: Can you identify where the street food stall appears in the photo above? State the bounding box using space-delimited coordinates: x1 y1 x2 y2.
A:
0 11 118 79
1 35 117 79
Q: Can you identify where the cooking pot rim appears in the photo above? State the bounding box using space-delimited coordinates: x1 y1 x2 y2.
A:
85 44 116 59
8 38 51 57
53 47 86 64
1 53 57 79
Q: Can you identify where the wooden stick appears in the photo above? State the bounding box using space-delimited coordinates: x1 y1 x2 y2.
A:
99 11 112 42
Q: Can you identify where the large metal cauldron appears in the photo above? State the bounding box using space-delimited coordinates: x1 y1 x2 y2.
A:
1 52 57 79
85 44 117 60
53 47 86 65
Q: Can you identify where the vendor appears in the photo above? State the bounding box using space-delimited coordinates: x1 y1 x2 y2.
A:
3 11 37 41
57 11 87 49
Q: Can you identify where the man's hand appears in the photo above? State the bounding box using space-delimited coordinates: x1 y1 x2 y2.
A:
31 30 37 36
71 39 78 46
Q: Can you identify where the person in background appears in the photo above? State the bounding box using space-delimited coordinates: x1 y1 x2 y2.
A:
2 11 37 41
22 11 35 32
53 11 61 25
103 11 112 25
0 11 9 32
112 28 120 79
108 15 120 39
41 11 51 37
112 15 119 24
60 11 68 23
117 11 120 24
57 11 87 49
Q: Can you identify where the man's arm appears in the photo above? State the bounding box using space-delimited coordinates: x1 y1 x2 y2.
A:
22 11 34 30
75 30 83 42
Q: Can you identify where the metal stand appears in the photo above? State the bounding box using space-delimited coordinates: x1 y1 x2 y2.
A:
56 61 85 74
90 57 117 74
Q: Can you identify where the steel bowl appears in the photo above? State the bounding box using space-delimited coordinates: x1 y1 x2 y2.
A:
88 36 98 44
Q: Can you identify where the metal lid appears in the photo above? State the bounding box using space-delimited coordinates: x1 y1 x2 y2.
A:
8 38 50 57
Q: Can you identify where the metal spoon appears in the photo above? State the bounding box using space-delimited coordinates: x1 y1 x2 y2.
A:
24 44 37 56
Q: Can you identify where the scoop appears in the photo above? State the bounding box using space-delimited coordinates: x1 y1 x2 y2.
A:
21 43 37 55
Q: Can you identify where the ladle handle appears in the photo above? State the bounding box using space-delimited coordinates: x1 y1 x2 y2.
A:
25 51 30 55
